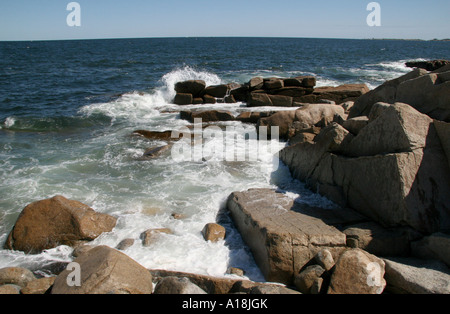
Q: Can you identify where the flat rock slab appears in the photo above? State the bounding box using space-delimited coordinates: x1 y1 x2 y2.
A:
383 257 450 294
227 188 347 285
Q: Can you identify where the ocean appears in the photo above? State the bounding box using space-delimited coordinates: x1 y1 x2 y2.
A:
1 37 449 280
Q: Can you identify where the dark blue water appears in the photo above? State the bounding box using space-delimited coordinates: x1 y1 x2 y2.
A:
1 38 449 122
0 37 448 278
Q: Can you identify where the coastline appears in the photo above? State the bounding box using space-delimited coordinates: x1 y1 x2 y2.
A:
2 59 450 294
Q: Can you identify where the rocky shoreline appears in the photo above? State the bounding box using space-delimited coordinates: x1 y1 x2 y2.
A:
1 60 450 294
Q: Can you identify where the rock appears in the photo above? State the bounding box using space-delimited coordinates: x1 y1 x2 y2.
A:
342 222 420 257
0 267 36 287
180 110 235 123
224 95 236 103
294 265 326 294
304 84 369 104
0 285 21 294
284 76 316 88
434 120 450 169
250 285 301 294
268 94 293 107
203 84 229 98
396 70 450 122
411 233 450 267
141 228 172 247
341 101 354 114
288 132 316 145
154 276 207 294
264 78 284 90
328 249 386 294
383 257 450 294
406 59 450 71
271 86 313 98
174 93 193 105
202 223 226 242
175 80 206 97
193 97 204 104
202 94 216 104
20 277 56 294
140 144 172 159
52 246 153 294
4 196 117 254
133 130 174 141
342 116 369 135
343 103 433 157
230 85 250 102
281 103 450 234
227 189 347 285
116 238 135 251
368 102 391 121
150 269 243 294
72 244 94 257
258 104 346 139
348 69 428 119
280 123 353 183
248 92 273 107
248 77 264 90
315 249 335 271
227 267 245 277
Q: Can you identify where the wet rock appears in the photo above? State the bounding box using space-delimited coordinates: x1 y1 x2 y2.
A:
4 196 117 254
227 188 347 285
175 80 206 97
141 228 173 247
202 223 226 242
174 93 193 105
116 238 135 251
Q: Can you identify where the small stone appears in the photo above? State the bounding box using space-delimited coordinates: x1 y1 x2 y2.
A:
201 223 226 242
141 228 173 247
116 238 135 251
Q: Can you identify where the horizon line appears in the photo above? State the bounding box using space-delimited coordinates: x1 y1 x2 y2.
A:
1 35 449 43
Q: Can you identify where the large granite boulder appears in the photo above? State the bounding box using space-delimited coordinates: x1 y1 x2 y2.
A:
328 249 386 294
227 188 356 285
4 196 117 254
383 258 450 294
175 80 207 97
51 246 153 294
406 59 450 72
280 103 450 234
257 104 346 139
349 68 450 122
396 71 450 122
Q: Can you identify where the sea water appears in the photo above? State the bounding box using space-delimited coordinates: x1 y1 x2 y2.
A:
1 38 448 281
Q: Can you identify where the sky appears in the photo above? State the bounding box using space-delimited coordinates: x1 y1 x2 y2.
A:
0 0 449 41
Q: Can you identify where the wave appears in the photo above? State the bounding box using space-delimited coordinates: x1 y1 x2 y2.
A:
78 66 224 124
0 115 111 132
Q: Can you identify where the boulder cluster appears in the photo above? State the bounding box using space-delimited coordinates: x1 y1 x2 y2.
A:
173 75 369 107
2 60 449 295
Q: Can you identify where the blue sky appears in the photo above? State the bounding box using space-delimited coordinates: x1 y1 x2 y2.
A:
1 0 449 41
